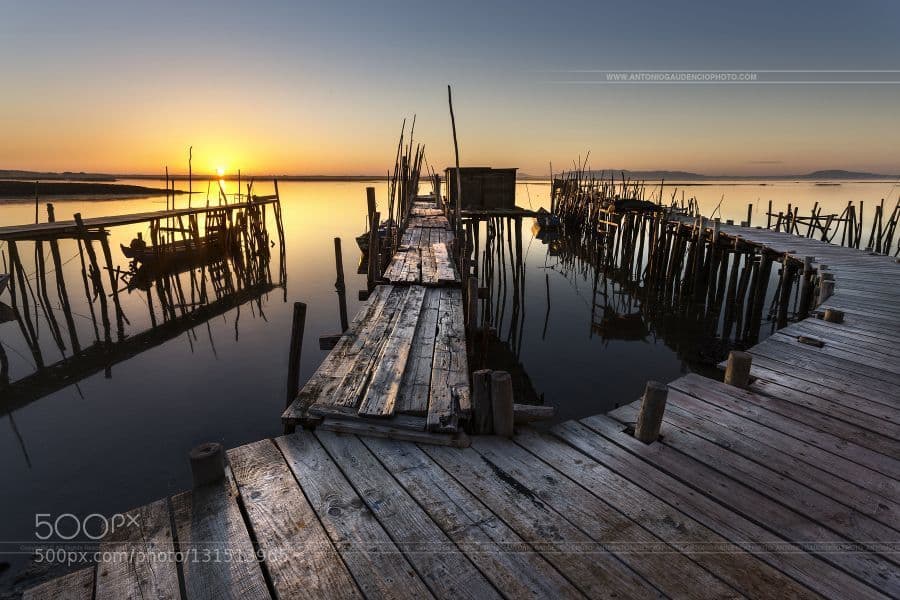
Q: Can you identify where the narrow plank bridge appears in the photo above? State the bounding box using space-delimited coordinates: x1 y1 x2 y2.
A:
283 196 471 444
26 214 900 599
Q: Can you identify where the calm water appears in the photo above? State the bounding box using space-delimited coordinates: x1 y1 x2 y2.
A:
0 177 895 590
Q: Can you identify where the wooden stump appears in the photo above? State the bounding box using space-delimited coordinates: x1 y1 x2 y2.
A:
634 381 667 443
724 350 752 388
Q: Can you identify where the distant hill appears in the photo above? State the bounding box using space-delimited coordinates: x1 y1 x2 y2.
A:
0 169 117 182
519 169 897 181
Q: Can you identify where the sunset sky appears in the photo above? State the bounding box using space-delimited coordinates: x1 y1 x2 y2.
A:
2 0 899 176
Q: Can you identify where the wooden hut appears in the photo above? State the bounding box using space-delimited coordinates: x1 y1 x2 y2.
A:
445 167 517 210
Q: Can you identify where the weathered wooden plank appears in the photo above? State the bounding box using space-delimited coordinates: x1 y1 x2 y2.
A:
552 419 885 600
432 242 457 283
396 288 440 416
361 436 583 600
275 431 432 599
421 244 438 284
427 289 469 432
470 436 738 599
228 439 361 600
580 414 900 594
771 332 900 376
748 371 900 433
673 373 900 470
752 338 900 388
742 352 898 407
316 418 470 447
655 389 900 523
171 481 270 600
328 285 410 408
315 431 499 599
420 444 659 599
95 499 180 600
358 286 427 417
515 427 818 599
23 568 95 600
613 402 900 566
283 285 393 422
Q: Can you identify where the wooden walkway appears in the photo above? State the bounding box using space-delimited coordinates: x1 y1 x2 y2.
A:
26 219 900 600
282 197 469 443
0 197 279 240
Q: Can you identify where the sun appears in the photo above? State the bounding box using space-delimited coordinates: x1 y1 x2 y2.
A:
216 166 225 177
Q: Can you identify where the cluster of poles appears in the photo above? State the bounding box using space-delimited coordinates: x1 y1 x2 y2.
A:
364 118 430 289
531 159 849 365
0 195 284 403
763 198 900 255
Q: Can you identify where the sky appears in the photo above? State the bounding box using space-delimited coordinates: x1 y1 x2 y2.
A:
1 0 899 176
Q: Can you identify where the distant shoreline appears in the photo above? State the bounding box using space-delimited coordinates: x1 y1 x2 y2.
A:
0 180 181 201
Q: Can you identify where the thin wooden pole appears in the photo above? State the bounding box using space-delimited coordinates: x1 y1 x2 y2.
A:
286 301 307 407
334 237 349 331
448 85 463 247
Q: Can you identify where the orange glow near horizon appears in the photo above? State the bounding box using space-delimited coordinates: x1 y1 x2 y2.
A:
216 166 225 177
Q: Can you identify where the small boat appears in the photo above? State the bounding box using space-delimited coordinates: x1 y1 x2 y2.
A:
121 231 234 268
0 273 9 296
534 207 561 229
356 219 396 253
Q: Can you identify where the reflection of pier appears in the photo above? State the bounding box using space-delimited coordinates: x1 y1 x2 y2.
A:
0 184 285 402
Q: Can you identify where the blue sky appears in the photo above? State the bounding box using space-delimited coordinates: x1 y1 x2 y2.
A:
2 0 898 174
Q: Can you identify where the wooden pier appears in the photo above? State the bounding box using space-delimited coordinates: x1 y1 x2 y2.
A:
24 210 900 598
283 195 470 444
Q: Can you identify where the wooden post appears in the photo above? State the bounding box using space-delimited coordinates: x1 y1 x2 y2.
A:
34 180 39 223
490 371 514 437
46 203 55 223
448 85 463 246
797 256 814 317
333 237 349 331
766 200 772 229
189 442 226 487
746 203 752 227
472 369 493 434
776 255 795 329
823 308 844 324
818 279 835 305
724 351 752 388
634 381 667 443
366 187 378 288
466 275 478 337
285 301 307 407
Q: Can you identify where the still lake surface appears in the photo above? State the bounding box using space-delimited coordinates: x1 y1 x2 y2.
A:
0 177 896 587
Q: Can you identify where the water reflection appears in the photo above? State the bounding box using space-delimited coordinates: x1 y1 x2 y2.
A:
1 195 285 412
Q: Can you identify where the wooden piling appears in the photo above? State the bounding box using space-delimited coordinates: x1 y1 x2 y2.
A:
285 301 307 407
823 308 844 324
490 371 514 437
724 350 752 388
189 442 226 487
471 369 493 434
333 237 349 331
634 381 667 443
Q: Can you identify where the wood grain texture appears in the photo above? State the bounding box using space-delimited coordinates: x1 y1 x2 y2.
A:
276 431 432 600
95 498 180 600
23 568 94 600
171 482 270 600
228 439 361 600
